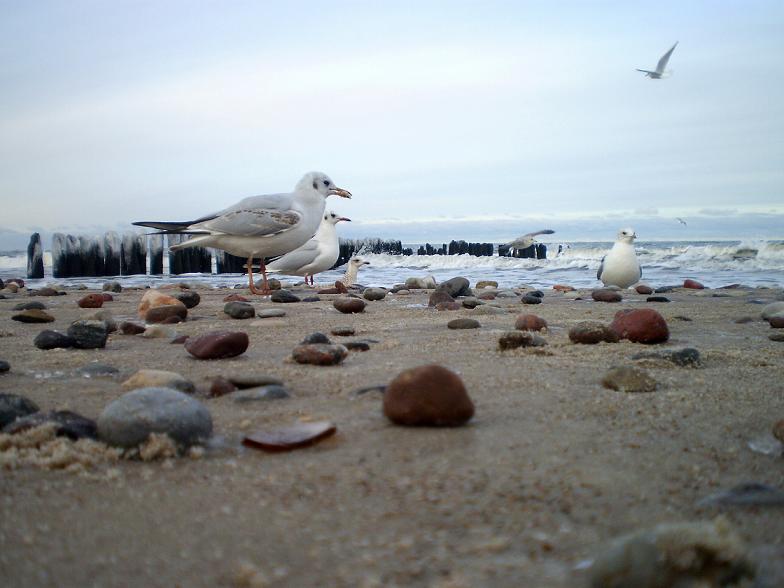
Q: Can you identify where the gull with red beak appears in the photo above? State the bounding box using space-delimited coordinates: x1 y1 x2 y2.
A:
133 171 351 294
267 210 352 286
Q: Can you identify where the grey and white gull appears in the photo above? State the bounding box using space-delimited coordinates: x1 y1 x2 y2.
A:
637 41 678 79
503 229 555 251
597 228 642 288
133 171 351 294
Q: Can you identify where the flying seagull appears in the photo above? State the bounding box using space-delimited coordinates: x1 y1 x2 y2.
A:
676 217 688 226
133 171 351 294
503 229 555 250
267 210 351 285
637 41 678 79
597 228 642 289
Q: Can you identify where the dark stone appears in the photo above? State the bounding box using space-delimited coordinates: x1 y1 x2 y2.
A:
301 296 321 302
646 296 670 303
175 290 201 309
291 343 348 366
3 410 97 440
67 320 109 349
0 393 40 428
13 301 45 311
569 322 620 344
185 331 249 359
592 289 622 303
447 318 481 330
528 290 544 298
436 277 472 298
145 304 188 324
428 290 455 307
333 297 366 314
383 364 474 426
301 332 331 344
698 482 784 507
769 316 784 328
271 289 300 303
119 321 146 335
224 301 256 319
330 326 355 336
34 330 76 350
521 293 543 305
12 309 55 323
498 331 546 350
226 374 284 389
770 333 784 342
103 281 122 293
610 309 669 344
344 340 371 351
0 360 9 373
670 348 701 367
654 286 675 293
734 316 754 324
208 376 237 397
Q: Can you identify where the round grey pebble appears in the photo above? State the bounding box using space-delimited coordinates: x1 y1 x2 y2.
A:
521 293 542 305
363 287 388 301
232 385 290 402
302 332 331 344
271 289 300 303
0 393 40 428
97 387 213 448
224 301 256 319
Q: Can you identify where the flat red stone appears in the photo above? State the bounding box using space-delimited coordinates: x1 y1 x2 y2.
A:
242 421 337 452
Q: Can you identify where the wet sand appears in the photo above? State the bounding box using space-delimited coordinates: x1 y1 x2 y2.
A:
1 283 783 587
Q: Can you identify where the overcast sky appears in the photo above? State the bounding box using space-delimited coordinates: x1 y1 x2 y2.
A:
1 0 783 246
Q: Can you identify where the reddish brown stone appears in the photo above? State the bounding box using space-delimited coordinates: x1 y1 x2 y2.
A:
100 293 114 302
553 284 575 292
334 281 348 294
119 321 146 335
569 322 620 344
773 420 784 443
208 376 237 397
383 364 474 427
170 335 190 344
610 309 669 344
77 294 104 308
145 304 188 324
478 292 497 300
223 293 250 302
185 331 249 359
333 297 366 314
429 290 455 307
635 285 653 295
35 287 61 296
242 421 337 452
769 316 784 328
435 301 461 311
291 343 348 366
592 289 623 303
514 314 548 332
138 289 187 320
683 279 704 289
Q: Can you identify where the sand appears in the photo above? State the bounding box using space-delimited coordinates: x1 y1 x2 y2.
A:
1 282 783 587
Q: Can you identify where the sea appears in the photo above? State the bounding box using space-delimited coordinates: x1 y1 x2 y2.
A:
2 240 783 290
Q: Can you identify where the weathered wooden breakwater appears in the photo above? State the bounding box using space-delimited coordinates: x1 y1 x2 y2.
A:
29 232 547 278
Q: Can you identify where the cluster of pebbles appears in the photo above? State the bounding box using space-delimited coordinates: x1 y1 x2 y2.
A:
2 273 784 585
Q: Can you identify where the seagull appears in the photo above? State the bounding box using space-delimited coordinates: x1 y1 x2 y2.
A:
340 257 370 287
266 210 351 286
133 171 351 294
503 229 555 250
597 228 642 288
637 41 678 79
676 217 688 226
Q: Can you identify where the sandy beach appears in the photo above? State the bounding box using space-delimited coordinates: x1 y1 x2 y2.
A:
1 280 784 587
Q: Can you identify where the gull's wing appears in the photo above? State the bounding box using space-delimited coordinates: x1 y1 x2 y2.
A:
505 229 555 248
192 192 302 237
597 256 605 281
656 41 678 74
268 239 321 272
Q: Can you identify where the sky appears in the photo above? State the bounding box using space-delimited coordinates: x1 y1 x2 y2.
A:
1 0 783 249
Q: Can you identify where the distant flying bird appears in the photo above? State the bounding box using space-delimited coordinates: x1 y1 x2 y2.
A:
637 41 678 79
597 228 642 289
676 217 688 226
133 171 352 294
503 229 555 250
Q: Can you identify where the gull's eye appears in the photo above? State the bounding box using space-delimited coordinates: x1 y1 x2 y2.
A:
324 180 331 187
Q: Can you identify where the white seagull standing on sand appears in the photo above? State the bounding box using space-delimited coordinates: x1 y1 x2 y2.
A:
267 210 351 286
503 229 555 251
637 41 678 79
133 172 351 294
597 228 642 288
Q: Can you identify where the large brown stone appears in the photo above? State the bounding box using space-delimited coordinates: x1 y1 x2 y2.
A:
514 314 548 331
683 279 705 289
610 308 670 344
383 364 474 427
333 297 366 314
592 289 622 303
77 293 104 308
568 321 619 344
292 343 348 366
428 290 455 307
145 304 188 324
138 289 188 321
184 331 249 359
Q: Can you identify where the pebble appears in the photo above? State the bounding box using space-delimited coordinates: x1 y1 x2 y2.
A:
553 284 575 292
77 293 104 308
654 286 675 293
698 482 784 507
461 297 483 309
428 290 455 307
100 293 114 302
683 278 705 289
34 287 62 296
514 314 547 332
13 301 46 311
568 322 619 344
227 374 284 389
761 302 784 320
145 304 188 324
120 321 146 335
207 376 237 397
0 360 9 373
590 519 752 588
437 277 472 298
97 387 213 448
0 393 40 428
223 293 249 302
102 281 122 292
447 318 480 330
435 301 461 311
224 301 256 319
138 290 188 321
88 310 117 333
473 305 508 316
602 366 658 393
3 409 98 440
770 333 784 342
383 364 474 426
185 331 249 359
610 308 669 344
12 309 55 323
591 289 622 303
76 362 119 378
122 369 195 393
175 290 201 309
498 331 546 350
635 284 653 295
333 297 366 314
301 332 331 344
734 316 755 324
394 289 410 296
344 340 371 351
521 293 542 305
242 421 337 452
291 343 348 366
67 320 110 349
769 316 784 328
496 290 518 298
363 287 387 301
302 296 321 302
646 296 670 303
475 280 498 289
142 325 177 339
258 308 286 318
477 292 496 300
330 326 355 336
773 420 784 444
33 330 76 350
271 289 300 303
170 335 189 344
670 347 702 367
232 385 290 402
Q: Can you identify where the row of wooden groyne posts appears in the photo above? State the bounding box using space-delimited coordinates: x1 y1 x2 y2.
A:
23 232 548 279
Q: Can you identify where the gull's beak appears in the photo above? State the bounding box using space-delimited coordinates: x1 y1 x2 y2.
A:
361 261 370 266
328 187 352 199
338 216 351 222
